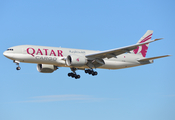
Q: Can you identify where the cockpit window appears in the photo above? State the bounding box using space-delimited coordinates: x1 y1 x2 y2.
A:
7 49 13 51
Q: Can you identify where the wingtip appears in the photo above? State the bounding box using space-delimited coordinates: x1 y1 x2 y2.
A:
159 55 171 58
166 55 171 57
154 38 164 41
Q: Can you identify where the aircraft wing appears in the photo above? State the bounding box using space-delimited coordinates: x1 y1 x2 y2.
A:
86 38 162 59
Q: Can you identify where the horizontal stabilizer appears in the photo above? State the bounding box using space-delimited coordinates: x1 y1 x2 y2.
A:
138 55 171 62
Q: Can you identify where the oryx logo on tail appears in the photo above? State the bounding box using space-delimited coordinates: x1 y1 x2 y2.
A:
132 30 153 57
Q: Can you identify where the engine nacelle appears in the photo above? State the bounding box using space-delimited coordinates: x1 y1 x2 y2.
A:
37 64 57 73
66 55 87 66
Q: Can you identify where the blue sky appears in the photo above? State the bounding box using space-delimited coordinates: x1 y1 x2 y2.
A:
0 0 174 120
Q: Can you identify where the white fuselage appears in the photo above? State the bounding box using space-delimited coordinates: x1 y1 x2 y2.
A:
3 45 148 70
3 30 169 79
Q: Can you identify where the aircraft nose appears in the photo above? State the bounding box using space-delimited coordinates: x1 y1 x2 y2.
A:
3 51 8 57
3 51 14 59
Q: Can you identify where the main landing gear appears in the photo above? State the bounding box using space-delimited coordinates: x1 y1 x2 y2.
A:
68 68 81 79
13 60 21 70
85 69 98 76
68 73 80 79
68 68 98 79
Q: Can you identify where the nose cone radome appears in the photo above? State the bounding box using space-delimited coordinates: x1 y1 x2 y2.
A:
3 51 14 59
3 51 7 57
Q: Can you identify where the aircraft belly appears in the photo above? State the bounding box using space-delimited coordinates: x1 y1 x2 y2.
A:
101 60 139 69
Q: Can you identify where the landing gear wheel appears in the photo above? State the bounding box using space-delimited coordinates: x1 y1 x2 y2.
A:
75 75 80 79
68 73 73 77
85 69 98 76
68 72 80 79
71 73 76 78
16 67 21 70
85 70 89 73
94 71 97 75
88 71 92 74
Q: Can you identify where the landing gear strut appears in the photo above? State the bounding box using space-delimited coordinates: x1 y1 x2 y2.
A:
85 69 98 76
14 60 21 70
68 68 81 79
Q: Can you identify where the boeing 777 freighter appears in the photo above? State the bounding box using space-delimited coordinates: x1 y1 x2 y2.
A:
3 30 170 79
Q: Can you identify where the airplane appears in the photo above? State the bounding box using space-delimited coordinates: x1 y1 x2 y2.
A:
3 30 170 79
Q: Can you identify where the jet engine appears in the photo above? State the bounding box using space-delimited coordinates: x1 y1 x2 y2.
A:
37 64 57 73
66 55 87 66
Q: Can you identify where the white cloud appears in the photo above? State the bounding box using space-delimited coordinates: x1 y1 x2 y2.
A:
165 94 175 97
20 94 115 103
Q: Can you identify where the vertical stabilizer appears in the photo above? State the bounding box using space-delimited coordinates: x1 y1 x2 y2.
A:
131 30 153 57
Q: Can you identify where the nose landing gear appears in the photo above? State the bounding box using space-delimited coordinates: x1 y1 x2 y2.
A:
13 60 21 70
